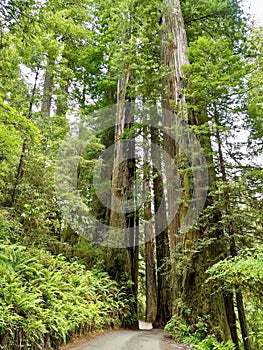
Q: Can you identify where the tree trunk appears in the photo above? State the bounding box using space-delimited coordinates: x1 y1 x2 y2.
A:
224 292 240 350
158 0 235 342
143 126 157 322
108 71 138 328
175 103 234 342
151 126 171 327
236 291 252 350
10 66 40 207
127 115 139 319
56 61 70 117
160 0 190 313
41 58 54 116
110 72 131 231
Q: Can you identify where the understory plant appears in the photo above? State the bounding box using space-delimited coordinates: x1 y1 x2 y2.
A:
165 316 234 350
0 243 130 349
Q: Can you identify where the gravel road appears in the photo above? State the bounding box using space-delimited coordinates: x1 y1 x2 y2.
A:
63 329 192 350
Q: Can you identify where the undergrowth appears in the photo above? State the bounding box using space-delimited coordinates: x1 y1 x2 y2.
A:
0 215 131 349
165 316 235 350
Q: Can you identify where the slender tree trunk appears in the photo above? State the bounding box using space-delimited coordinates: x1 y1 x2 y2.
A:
236 292 252 350
108 2 140 319
214 103 252 350
10 66 40 207
224 292 240 350
41 58 54 116
56 61 70 116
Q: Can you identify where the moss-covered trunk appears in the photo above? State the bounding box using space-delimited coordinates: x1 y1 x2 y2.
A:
151 126 171 327
144 125 157 322
159 0 234 340
108 72 138 328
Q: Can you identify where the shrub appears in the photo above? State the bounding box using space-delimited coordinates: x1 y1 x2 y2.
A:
0 244 129 349
165 316 234 350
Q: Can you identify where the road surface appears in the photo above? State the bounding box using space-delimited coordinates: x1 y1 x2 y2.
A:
63 329 192 350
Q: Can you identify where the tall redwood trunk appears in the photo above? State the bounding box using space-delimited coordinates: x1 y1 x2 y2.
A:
159 1 235 342
160 0 190 310
108 71 138 328
143 125 157 322
151 126 171 327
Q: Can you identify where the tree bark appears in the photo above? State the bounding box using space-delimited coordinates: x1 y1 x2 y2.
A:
108 71 138 328
151 126 171 327
110 71 131 231
56 61 70 117
160 0 190 312
143 126 157 322
158 1 235 342
41 58 54 116
177 104 233 341
224 292 240 350
236 291 252 350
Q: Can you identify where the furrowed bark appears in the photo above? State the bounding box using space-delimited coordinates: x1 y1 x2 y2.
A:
160 0 190 312
143 125 157 322
151 126 171 327
108 71 138 328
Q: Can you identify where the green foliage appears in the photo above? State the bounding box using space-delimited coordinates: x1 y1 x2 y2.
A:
207 245 263 297
184 35 247 111
207 246 263 349
194 336 235 350
0 240 129 349
0 0 262 349
181 0 245 44
245 299 263 350
0 96 40 142
246 27 263 153
165 316 234 350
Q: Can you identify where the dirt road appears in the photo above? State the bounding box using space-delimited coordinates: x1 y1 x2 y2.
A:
63 329 191 350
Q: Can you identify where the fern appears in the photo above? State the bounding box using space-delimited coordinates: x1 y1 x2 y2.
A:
0 243 128 349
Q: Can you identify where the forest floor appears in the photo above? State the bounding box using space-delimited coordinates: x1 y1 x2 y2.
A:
60 328 193 350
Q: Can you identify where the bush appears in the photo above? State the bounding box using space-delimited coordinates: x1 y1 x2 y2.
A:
165 316 234 350
0 243 130 349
